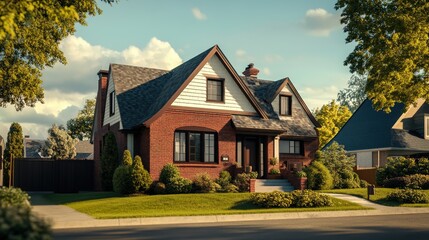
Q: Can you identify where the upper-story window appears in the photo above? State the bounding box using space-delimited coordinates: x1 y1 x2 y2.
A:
279 95 292 116
109 91 115 116
207 78 224 102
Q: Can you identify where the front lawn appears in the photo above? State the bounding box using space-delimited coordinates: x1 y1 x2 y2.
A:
320 188 429 207
36 192 369 219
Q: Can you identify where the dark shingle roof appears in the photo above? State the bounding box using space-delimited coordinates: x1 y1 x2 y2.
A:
391 129 429 150
25 139 46 158
326 99 407 151
116 46 214 129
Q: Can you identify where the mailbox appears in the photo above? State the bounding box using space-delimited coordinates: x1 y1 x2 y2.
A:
367 185 375 199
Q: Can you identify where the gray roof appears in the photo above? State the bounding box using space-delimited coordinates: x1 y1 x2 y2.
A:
25 139 46 158
116 46 214 129
326 99 429 151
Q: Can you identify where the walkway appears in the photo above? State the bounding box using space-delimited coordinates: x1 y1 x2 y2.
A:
30 193 429 229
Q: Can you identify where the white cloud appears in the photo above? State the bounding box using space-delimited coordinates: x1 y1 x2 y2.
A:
299 85 340 111
0 36 182 139
192 8 207 20
303 8 340 37
263 67 271 76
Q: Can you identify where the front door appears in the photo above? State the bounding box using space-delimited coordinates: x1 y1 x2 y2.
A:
243 138 258 174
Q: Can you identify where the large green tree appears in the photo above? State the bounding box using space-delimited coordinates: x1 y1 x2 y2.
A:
335 1 429 112
42 124 78 160
337 74 367 112
314 100 352 148
3 122 24 186
67 99 95 140
0 0 115 110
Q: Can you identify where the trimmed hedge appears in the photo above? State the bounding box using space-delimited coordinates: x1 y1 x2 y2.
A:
234 172 258 192
386 189 429 203
250 190 333 208
305 161 333 190
0 187 30 208
193 173 218 193
383 174 429 189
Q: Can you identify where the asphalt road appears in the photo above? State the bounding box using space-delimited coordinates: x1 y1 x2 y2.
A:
54 213 429 240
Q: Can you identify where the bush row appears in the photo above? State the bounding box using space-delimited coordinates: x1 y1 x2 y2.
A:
377 157 429 185
250 190 333 208
383 174 429 190
386 189 429 204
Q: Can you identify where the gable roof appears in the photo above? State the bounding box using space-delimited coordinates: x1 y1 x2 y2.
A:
114 45 268 129
325 99 428 151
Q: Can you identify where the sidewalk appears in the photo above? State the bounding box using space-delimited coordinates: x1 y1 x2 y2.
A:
31 193 429 229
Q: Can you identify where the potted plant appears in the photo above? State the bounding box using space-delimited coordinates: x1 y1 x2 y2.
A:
267 157 281 179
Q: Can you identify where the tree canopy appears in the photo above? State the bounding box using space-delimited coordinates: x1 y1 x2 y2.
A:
0 0 115 110
67 99 95 140
335 0 429 112
42 124 78 160
314 100 352 148
337 74 367 112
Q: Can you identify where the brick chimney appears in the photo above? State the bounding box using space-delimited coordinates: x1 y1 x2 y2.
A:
96 69 109 130
242 63 259 78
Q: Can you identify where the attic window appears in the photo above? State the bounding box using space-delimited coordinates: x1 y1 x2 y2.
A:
207 78 224 102
109 91 115 116
279 95 292 116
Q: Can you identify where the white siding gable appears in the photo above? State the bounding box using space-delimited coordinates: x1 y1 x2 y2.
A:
171 55 257 113
103 72 123 129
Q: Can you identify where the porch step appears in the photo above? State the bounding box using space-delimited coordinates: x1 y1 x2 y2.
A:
254 179 295 192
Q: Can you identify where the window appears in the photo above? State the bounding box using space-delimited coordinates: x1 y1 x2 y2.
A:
279 95 292 116
279 140 302 154
109 91 115 116
207 78 224 102
174 131 217 163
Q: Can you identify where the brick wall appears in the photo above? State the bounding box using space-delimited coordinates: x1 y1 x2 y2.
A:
148 108 237 180
279 137 318 171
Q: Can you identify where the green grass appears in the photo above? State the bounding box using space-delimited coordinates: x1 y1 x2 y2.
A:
320 188 429 207
36 192 369 219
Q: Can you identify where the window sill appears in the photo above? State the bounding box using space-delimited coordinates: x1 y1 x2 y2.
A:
206 100 225 104
174 162 219 168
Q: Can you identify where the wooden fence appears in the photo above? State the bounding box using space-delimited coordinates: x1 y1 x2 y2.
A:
354 167 377 185
12 158 94 193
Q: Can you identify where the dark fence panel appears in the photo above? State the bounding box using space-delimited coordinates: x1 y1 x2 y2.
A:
13 158 94 192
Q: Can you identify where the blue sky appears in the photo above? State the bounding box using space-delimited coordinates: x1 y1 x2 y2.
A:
0 0 354 139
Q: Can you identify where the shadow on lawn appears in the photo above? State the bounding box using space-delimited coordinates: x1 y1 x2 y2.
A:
229 200 260 210
29 192 120 205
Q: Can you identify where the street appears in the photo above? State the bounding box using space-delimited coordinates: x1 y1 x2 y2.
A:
54 213 429 240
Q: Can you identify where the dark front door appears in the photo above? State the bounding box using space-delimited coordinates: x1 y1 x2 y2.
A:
243 138 258 174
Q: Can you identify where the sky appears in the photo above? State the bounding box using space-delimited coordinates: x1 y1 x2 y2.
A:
0 0 355 140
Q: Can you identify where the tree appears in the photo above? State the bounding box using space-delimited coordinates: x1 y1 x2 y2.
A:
314 100 352 148
131 155 152 193
42 124 78 160
100 131 119 191
318 142 360 188
337 74 367 112
335 1 429 112
3 123 24 186
67 99 95 140
0 0 115 110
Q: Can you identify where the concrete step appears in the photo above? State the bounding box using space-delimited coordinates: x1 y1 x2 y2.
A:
254 179 295 192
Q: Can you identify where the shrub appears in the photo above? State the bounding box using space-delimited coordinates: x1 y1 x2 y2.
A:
269 157 278 166
376 157 427 185
122 150 133 166
406 174 429 190
165 177 192 194
386 189 429 203
112 165 133 195
295 171 307 178
223 184 239 193
383 176 408 189
305 161 333 190
159 163 180 185
250 191 293 208
193 173 217 193
153 182 166 195
100 132 119 191
360 179 369 188
216 171 232 191
130 156 152 193
291 190 333 207
269 168 280 175
250 190 332 208
0 187 30 208
337 169 360 189
0 206 52 239
234 172 258 192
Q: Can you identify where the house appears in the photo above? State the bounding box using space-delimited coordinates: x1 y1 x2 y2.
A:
24 138 93 160
326 99 429 168
92 45 319 189
75 140 93 160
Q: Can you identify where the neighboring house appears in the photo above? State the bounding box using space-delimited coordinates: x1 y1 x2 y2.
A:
327 99 429 168
24 138 92 159
92 45 319 189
